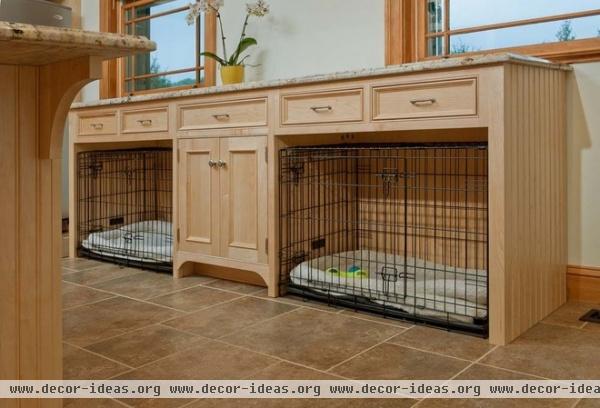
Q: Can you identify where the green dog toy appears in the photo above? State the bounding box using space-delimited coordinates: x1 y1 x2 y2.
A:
326 266 368 278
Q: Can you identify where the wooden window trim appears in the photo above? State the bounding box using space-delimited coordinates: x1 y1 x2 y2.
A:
99 0 216 99
385 0 600 66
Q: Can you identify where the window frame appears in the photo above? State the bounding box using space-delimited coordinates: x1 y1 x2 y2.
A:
100 0 216 98
385 0 600 65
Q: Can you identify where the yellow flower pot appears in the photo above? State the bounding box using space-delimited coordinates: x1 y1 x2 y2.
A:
221 65 245 85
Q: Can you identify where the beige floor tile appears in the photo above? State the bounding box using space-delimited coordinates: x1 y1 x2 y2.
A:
63 343 129 380
387 326 494 361
116 340 276 380
576 400 600 407
62 257 105 272
122 399 196 408
339 309 413 327
481 323 600 379
149 286 242 312
205 279 264 294
252 361 339 380
163 297 297 339
222 308 403 371
90 272 209 300
542 302 599 329
582 322 600 333
63 281 115 309
188 398 414 408
254 290 343 313
63 264 145 286
331 342 468 380
190 361 415 407
86 325 204 368
415 364 573 408
63 399 126 407
64 297 182 347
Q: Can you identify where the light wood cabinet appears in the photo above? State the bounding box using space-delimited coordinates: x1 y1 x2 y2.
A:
178 136 268 266
178 98 267 130
78 111 117 136
121 106 169 133
178 138 220 256
371 77 478 121
280 88 363 126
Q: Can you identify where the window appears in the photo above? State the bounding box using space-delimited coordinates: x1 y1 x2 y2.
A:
119 0 216 95
385 0 600 65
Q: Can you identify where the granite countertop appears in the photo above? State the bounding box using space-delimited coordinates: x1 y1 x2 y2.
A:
0 21 155 65
71 53 571 110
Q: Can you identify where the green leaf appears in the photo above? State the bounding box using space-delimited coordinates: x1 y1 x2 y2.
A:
228 37 258 65
199 51 227 66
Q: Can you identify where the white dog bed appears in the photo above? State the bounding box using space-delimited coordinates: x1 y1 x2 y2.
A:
290 250 487 323
82 220 173 263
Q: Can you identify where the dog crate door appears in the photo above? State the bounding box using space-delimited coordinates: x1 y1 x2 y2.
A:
178 138 220 256
219 136 268 264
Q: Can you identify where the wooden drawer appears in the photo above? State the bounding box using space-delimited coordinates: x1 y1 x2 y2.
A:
78 113 117 136
121 107 168 133
372 77 477 121
178 98 267 130
280 88 363 126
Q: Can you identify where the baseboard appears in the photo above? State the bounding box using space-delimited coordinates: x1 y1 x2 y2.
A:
567 265 600 303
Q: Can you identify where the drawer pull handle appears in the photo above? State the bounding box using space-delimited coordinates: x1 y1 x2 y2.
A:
91 123 104 130
217 160 227 168
137 119 153 126
410 98 436 106
213 114 230 120
208 160 217 168
310 105 333 112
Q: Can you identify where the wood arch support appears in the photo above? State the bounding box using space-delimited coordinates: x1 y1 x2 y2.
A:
40 56 102 159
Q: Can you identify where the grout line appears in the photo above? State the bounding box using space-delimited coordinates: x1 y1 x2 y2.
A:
338 310 415 329
411 345 499 407
474 362 553 380
209 337 352 381
63 341 136 372
62 294 120 312
70 294 249 350
213 306 303 340
382 338 481 364
325 329 409 373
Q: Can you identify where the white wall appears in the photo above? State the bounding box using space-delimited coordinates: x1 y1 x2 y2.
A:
61 0 100 218
216 0 385 82
73 2 600 269
567 62 600 267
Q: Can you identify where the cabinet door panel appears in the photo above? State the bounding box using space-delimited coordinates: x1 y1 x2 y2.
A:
219 136 268 264
178 138 220 256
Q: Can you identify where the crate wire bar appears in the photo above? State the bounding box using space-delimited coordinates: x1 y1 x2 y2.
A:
77 148 173 272
279 143 489 335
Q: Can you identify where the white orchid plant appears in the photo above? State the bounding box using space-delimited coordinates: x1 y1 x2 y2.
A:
187 0 270 67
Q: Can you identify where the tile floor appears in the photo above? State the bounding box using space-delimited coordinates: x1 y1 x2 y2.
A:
62 258 600 408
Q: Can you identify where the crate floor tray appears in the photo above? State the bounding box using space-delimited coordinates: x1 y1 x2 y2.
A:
289 249 488 324
82 220 173 264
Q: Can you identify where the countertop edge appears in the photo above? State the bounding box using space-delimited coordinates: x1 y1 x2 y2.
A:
71 53 572 110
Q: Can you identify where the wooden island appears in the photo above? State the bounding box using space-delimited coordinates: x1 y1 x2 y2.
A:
0 21 154 406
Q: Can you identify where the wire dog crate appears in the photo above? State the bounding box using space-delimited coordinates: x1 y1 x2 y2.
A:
279 143 489 335
77 148 173 272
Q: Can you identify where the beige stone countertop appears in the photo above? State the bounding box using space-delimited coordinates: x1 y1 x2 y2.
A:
0 21 155 65
71 52 571 110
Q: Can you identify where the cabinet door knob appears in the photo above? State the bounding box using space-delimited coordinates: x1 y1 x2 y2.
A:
208 160 217 167
217 160 227 168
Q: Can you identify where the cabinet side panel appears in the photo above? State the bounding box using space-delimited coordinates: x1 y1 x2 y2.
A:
503 64 567 342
